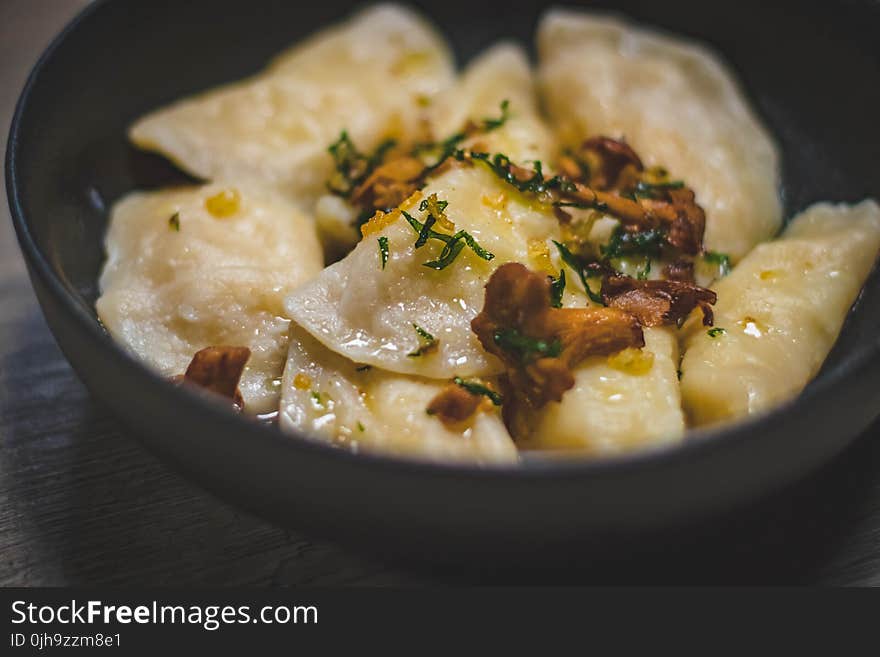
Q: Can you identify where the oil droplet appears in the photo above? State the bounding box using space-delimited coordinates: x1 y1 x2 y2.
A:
205 188 241 217
606 348 654 375
527 238 555 275
481 192 507 210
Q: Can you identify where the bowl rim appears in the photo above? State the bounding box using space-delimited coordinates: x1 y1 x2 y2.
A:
6 0 880 483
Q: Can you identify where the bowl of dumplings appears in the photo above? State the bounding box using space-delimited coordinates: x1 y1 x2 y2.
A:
8 0 880 559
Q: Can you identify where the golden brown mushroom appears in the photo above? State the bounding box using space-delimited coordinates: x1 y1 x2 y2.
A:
172 346 251 411
471 263 645 408
601 274 717 327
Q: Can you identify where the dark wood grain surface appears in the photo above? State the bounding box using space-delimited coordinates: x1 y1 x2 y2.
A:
1 0 879 587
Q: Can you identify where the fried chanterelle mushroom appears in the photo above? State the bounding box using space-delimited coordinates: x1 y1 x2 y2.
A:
559 135 644 192
426 379 500 427
601 273 717 327
471 262 644 408
556 137 707 256
350 155 425 214
172 346 251 411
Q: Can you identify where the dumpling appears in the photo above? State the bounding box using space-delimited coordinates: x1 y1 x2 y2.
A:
129 4 454 206
513 328 685 455
311 42 557 257
284 44 560 379
680 200 880 425
279 325 517 464
96 183 323 413
428 42 555 165
537 10 781 261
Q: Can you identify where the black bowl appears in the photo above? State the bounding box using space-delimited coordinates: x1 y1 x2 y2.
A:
7 0 880 562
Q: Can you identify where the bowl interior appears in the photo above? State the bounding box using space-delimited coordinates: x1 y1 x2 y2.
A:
9 0 880 449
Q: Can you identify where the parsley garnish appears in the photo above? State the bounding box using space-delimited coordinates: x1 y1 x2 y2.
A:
549 269 566 308
703 251 732 277
493 328 562 364
310 391 324 407
632 179 685 199
408 324 438 358
466 152 572 196
707 327 726 338
600 225 666 261
377 236 389 269
357 421 365 432
327 132 396 197
422 231 494 269
481 99 511 131
637 258 652 281
552 240 605 305
168 212 180 232
453 377 503 406
415 100 511 172
402 207 494 270
414 194 449 248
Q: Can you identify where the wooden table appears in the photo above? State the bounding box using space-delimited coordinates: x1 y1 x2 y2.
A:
2 0 879 586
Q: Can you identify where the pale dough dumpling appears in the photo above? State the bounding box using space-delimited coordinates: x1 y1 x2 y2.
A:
428 42 556 165
537 10 782 261
514 328 685 455
97 183 323 413
129 4 454 205
284 45 560 379
280 326 517 464
680 200 880 425
312 42 558 257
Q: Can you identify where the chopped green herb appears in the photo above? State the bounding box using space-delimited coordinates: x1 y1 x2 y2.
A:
413 324 434 342
467 152 572 196
707 327 726 338
632 179 685 199
377 236 389 269
703 251 732 277
327 131 396 197
453 377 503 406
414 194 448 248
421 237 467 270
549 269 566 308
493 328 562 364
481 99 511 131
414 214 437 248
414 101 511 172
403 209 448 243
403 209 494 270
637 258 652 281
310 391 324 407
600 225 666 261
168 212 180 231
422 231 494 269
357 421 365 432
408 323 438 358
552 240 605 305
